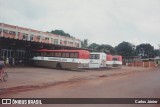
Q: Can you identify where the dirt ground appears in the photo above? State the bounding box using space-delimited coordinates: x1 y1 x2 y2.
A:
0 66 154 95
0 66 160 107
0 66 153 89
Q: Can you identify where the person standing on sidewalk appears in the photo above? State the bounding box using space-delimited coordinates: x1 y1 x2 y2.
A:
0 57 6 81
0 58 4 79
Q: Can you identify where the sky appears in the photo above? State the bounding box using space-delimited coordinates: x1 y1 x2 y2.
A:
0 0 160 49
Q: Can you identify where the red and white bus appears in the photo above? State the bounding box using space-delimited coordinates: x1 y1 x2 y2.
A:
106 54 113 68
32 49 90 69
112 55 122 67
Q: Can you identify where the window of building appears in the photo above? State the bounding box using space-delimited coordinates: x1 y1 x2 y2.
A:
45 37 49 40
77 43 79 47
37 36 41 39
60 40 62 45
51 38 54 43
54 39 59 45
22 33 28 40
64 41 67 45
3 29 8 33
9 31 16 35
30 35 34 41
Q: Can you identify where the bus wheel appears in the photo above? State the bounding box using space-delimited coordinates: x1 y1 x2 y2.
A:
56 63 62 70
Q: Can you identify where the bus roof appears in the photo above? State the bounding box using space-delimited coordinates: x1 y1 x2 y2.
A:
113 55 122 58
90 52 106 54
34 49 89 53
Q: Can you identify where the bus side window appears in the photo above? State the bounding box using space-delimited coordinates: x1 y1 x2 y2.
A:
55 52 58 57
62 53 70 58
48 52 53 57
66 53 69 58
70 52 75 58
47 52 50 57
40 52 43 56
62 53 66 58
113 57 117 61
95 54 100 59
70 53 74 58
90 54 94 59
52 52 55 57
55 52 61 57
70 52 77 58
41 52 46 56
74 53 78 58
57 52 61 57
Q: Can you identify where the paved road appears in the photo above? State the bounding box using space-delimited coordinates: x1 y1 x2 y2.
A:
1 68 160 107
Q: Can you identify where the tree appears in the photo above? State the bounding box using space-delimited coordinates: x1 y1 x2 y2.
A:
136 43 155 58
50 30 71 37
115 41 136 56
88 43 100 51
153 49 160 57
81 39 88 49
97 44 115 54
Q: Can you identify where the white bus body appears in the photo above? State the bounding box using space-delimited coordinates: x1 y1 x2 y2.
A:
89 52 106 68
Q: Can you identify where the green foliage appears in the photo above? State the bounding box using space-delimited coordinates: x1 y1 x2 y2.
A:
97 44 115 54
88 43 115 54
88 43 100 50
81 39 88 49
50 30 71 37
115 41 136 56
136 43 155 58
153 49 160 57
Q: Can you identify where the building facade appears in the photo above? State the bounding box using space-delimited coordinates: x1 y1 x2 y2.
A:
0 23 81 48
0 23 82 66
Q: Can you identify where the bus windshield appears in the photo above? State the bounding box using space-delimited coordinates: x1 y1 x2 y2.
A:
90 54 100 59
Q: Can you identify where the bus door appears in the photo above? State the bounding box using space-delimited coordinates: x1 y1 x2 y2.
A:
99 54 106 67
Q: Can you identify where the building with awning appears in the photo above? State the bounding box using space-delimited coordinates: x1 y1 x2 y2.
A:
0 23 82 66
